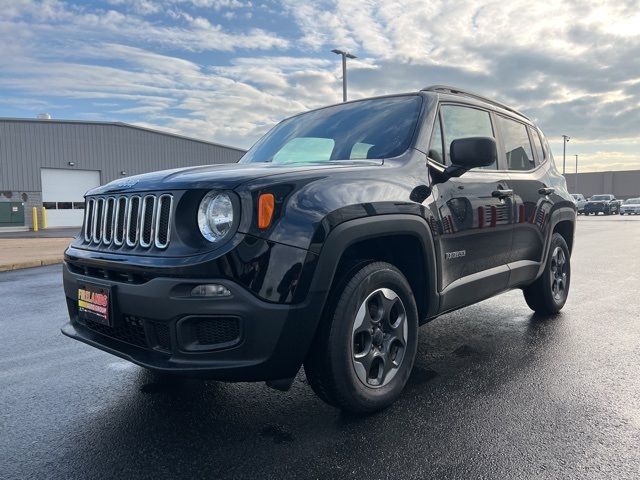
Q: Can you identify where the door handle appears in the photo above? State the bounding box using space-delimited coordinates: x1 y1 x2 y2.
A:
538 187 555 195
492 189 513 199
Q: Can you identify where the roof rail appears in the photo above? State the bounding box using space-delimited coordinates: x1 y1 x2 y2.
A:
422 85 530 120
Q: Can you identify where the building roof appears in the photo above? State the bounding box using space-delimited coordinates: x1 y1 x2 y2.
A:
0 117 245 153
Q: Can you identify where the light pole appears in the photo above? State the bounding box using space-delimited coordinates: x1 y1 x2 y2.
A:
574 154 579 193
331 49 356 102
562 134 570 175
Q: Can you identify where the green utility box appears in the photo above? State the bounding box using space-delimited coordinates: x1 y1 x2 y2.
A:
0 202 26 227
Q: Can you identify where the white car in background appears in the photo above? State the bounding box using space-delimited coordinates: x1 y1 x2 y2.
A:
571 193 587 214
620 198 640 215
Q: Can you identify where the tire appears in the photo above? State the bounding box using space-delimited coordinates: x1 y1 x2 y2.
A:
523 233 571 314
304 261 419 413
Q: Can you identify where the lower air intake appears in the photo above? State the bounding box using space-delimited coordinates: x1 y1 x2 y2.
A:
178 316 241 351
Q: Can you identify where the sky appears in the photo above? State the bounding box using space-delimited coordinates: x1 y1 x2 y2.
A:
1 0 639 172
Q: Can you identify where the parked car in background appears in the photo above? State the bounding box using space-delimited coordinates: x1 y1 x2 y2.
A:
620 198 640 215
571 193 587 214
584 194 619 215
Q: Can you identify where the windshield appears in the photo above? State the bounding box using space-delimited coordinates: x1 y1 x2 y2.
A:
624 198 640 204
591 195 612 201
240 95 422 164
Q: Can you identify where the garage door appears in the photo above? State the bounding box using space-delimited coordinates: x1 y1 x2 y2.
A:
41 168 101 227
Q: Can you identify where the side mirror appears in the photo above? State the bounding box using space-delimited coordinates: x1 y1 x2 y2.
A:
450 137 497 170
427 137 498 184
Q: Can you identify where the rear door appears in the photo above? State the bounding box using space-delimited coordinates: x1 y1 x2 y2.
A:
429 104 514 310
495 116 550 286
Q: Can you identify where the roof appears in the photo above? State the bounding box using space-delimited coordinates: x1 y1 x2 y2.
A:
0 117 245 152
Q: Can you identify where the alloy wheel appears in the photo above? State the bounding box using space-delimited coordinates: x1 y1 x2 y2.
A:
351 288 408 388
550 246 568 301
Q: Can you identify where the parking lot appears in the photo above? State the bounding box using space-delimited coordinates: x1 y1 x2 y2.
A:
1 215 639 479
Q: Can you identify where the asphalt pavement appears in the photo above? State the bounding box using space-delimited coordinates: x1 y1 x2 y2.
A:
1 216 639 479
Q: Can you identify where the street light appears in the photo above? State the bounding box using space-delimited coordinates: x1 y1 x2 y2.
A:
574 154 579 193
331 49 357 102
562 134 571 175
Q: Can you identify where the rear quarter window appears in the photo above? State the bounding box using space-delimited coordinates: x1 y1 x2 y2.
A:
530 127 545 164
538 130 557 167
496 115 535 171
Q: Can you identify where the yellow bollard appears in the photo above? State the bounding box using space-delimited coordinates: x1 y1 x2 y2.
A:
41 207 47 229
32 207 39 232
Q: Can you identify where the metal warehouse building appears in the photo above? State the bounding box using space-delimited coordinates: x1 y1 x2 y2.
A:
564 170 640 200
0 118 245 229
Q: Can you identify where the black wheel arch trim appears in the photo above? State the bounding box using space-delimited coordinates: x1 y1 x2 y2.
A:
307 214 440 321
534 206 576 281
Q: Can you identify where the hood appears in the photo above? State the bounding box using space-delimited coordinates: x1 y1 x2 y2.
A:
87 161 381 195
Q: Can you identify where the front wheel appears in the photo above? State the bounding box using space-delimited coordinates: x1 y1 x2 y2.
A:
304 262 418 413
523 233 571 315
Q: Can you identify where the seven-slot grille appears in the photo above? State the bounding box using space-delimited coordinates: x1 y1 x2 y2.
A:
84 194 173 249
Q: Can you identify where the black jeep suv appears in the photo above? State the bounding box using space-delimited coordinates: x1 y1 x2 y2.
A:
62 86 576 413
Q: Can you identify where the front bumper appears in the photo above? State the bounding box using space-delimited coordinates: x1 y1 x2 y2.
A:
584 203 609 213
62 262 323 381
620 208 640 214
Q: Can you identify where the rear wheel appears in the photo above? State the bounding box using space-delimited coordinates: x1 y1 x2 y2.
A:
523 233 571 314
304 262 418 413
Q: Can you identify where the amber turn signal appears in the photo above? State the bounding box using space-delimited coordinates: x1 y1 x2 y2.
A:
258 193 275 229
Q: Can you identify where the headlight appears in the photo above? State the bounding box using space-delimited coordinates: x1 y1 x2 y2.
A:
197 191 234 243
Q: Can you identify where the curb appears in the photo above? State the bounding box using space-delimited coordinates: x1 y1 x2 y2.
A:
0 257 64 272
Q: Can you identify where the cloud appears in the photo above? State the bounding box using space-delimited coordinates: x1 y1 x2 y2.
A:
0 0 639 171
1 0 288 52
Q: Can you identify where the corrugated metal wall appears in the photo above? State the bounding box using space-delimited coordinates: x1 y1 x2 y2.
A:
564 170 640 199
0 120 245 191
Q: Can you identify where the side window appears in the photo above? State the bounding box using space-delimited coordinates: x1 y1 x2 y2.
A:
441 105 495 169
496 116 535 171
428 115 444 164
529 126 545 164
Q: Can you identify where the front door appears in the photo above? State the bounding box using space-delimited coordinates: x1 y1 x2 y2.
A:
427 104 514 310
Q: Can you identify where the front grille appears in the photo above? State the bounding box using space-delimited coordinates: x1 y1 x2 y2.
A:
83 316 147 349
114 197 127 246
83 193 173 249
103 197 115 243
92 198 104 243
79 315 172 354
126 196 141 247
140 195 156 247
